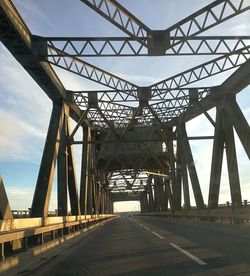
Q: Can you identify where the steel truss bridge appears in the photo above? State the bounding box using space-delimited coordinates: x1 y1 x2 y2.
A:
0 0 250 270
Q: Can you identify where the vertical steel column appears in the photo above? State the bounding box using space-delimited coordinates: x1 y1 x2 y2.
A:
87 133 93 214
148 176 154 212
209 103 242 208
102 188 106 214
167 128 181 210
164 177 174 213
181 162 190 209
67 142 81 215
144 192 149 212
91 131 97 214
179 124 204 209
140 198 144 213
106 189 110 214
80 127 90 215
106 191 110 214
157 176 165 211
31 101 64 217
223 109 242 208
177 128 190 209
163 179 169 211
57 113 68 216
91 178 96 214
95 183 100 215
100 186 104 214
102 188 105 214
208 107 225 209
154 176 160 211
107 190 111 213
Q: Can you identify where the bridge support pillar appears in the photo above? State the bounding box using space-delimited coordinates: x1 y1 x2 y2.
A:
31 101 65 217
147 176 155 212
167 128 181 210
67 133 81 215
164 177 174 212
178 124 204 209
154 176 165 211
140 192 149 213
80 127 92 215
177 133 190 209
209 101 242 209
57 113 68 216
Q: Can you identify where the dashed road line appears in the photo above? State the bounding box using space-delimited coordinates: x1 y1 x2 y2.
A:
129 217 207 265
151 231 165 240
131 218 165 240
170 243 207 266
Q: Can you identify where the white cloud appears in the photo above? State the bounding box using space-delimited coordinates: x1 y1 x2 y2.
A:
0 109 47 162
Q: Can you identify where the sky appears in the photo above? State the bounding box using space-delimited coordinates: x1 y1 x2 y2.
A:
0 0 249 212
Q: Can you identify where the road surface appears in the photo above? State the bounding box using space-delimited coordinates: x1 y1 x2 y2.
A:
32 215 250 275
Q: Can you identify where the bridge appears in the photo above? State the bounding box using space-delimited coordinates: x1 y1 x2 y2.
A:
0 0 250 274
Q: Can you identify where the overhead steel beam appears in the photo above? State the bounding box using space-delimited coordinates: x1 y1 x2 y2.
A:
80 0 150 46
168 0 250 48
43 36 250 56
80 0 249 54
171 58 250 126
150 48 250 96
48 50 138 93
72 135 214 145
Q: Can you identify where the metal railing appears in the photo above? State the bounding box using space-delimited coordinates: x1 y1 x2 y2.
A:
0 214 115 263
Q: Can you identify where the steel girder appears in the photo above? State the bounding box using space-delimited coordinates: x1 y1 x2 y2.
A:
41 36 250 57
80 0 250 53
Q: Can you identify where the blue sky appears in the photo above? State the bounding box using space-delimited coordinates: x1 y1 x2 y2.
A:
0 0 249 211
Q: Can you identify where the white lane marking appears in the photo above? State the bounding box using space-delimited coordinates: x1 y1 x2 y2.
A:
131 219 164 240
170 243 207 266
151 231 165 240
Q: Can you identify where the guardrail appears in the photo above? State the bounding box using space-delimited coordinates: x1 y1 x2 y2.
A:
142 206 250 224
187 200 250 209
0 214 114 263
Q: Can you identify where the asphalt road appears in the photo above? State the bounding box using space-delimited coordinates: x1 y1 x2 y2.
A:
32 216 250 275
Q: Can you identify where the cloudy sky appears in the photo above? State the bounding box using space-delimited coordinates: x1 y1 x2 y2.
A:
0 0 249 212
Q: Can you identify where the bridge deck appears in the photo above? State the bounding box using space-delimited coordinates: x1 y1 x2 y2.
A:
31 216 250 276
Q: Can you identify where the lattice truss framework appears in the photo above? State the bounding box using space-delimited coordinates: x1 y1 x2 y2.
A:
33 0 250 130
39 0 250 193
1 0 250 196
